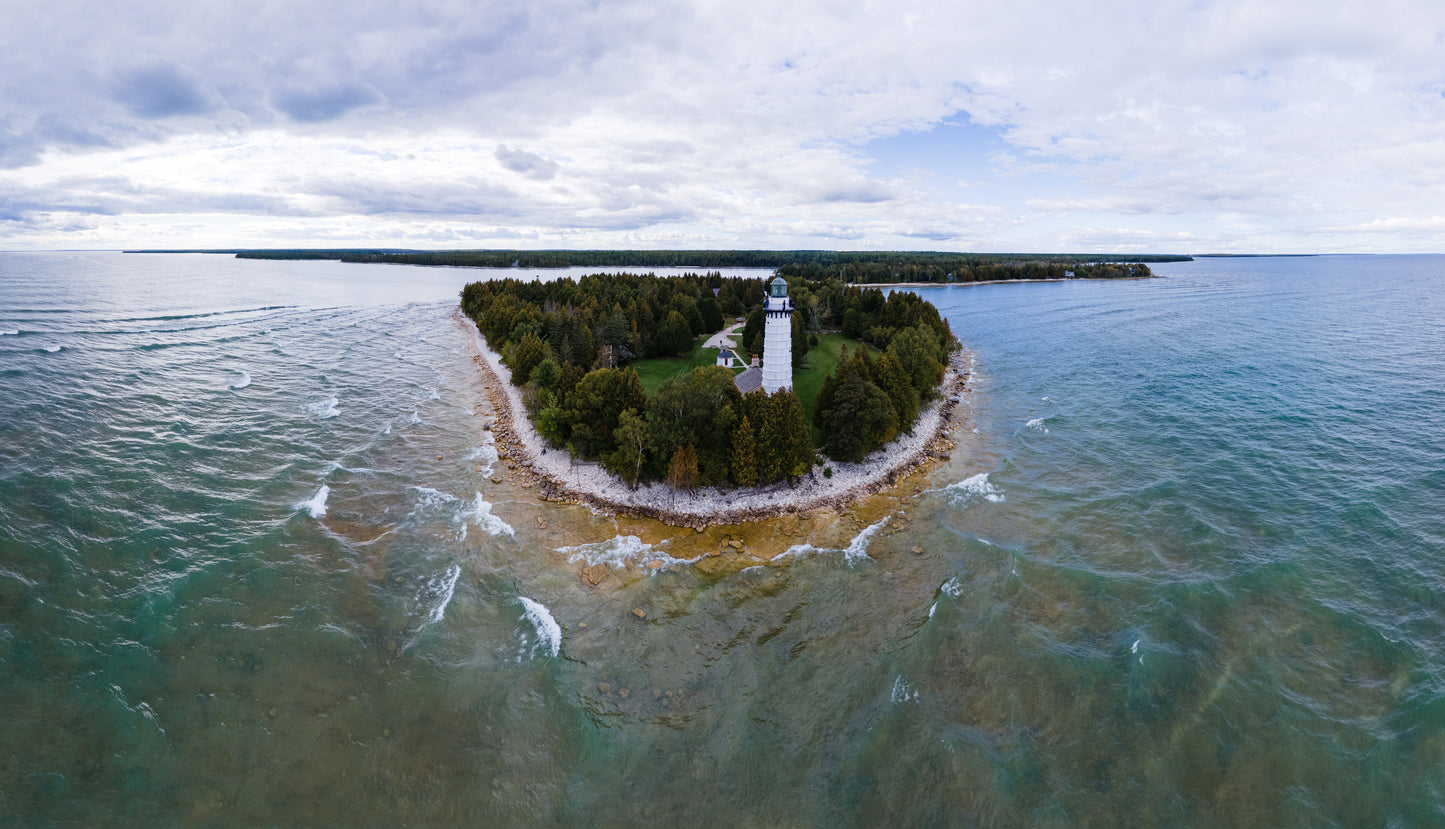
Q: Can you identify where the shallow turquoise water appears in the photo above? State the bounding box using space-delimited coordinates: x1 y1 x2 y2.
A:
1 252 1442 825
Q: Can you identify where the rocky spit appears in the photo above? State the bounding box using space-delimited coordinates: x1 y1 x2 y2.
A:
455 309 973 529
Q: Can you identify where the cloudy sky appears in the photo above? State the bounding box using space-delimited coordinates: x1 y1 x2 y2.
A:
3 0 1444 253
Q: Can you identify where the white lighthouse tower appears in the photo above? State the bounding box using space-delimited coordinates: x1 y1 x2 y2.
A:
761 276 793 394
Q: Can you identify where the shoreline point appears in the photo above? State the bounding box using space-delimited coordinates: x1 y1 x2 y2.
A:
455 308 972 529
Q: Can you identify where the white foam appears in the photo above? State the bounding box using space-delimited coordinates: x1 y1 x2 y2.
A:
772 543 821 561
1 330 17 336
944 472 1004 505
44 345 61 353
408 410 421 425
891 676 919 703
382 423 392 435
231 371 251 389
843 517 889 563
427 387 440 400
770 518 887 566
558 534 699 572
469 493 515 537
305 396 340 418
1025 417 1049 434
560 535 656 567
424 565 461 625
410 485 458 506
1131 639 1140 654
467 443 500 476
518 596 561 658
298 484 329 518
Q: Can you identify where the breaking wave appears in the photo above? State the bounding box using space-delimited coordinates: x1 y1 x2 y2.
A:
772 517 890 565
517 597 561 658
557 535 698 572
298 484 329 518
843 517 889 563
942 472 1004 505
305 396 340 418
467 443 500 476
422 565 461 625
468 493 515 538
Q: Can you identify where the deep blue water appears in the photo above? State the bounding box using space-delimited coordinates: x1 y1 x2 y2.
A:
1 252 1442 825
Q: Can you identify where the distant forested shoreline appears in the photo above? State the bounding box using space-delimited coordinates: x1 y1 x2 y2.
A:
128 248 1180 284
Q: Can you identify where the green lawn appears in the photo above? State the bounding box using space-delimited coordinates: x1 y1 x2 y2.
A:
629 331 869 426
795 333 872 425
629 340 727 395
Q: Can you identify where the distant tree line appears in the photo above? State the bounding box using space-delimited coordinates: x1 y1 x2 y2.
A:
778 258 1154 284
220 248 1185 273
460 271 959 486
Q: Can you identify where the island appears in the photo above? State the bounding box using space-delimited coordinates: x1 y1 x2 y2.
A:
458 270 972 528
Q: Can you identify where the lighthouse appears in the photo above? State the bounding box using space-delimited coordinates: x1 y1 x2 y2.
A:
761 276 793 394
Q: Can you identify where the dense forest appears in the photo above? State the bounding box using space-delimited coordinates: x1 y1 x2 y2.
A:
187 248 1183 282
460 271 959 488
776 258 1153 284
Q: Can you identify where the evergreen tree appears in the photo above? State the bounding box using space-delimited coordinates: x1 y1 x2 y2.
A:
698 296 725 332
816 355 898 462
553 361 585 408
529 356 560 390
755 393 788 483
602 308 630 346
741 308 765 359
771 389 812 477
730 415 758 487
717 282 745 316
564 367 646 459
510 331 546 386
657 310 693 357
791 311 808 369
887 325 945 398
872 351 919 430
647 366 744 485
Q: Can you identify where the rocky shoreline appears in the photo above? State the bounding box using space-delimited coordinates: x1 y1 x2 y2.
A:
455 309 972 529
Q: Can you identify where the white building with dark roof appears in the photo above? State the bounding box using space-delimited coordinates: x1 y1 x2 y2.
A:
733 355 763 393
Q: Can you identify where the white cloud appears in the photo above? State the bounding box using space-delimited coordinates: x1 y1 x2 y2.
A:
3 0 1445 250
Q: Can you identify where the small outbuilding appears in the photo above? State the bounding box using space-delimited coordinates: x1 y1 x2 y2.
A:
733 355 763 393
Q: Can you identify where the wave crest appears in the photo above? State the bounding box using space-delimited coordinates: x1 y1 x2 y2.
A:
944 473 1004 505
518 596 561 658
305 396 339 418
298 484 329 518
